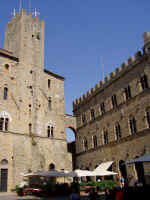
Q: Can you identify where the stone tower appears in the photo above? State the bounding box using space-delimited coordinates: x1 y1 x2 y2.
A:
4 9 44 68
0 10 72 192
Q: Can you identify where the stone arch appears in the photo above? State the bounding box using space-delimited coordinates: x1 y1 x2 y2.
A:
49 163 55 170
64 114 77 141
0 159 8 165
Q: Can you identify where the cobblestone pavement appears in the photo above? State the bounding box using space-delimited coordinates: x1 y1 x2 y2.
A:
0 193 70 200
0 193 105 200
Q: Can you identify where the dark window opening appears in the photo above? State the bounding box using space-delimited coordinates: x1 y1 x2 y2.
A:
29 123 32 134
140 75 148 90
104 130 108 145
135 159 145 184
5 118 9 131
112 94 117 108
0 118 4 131
100 102 105 115
4 64 9 70
47 126 54 138
4 88 8 100
146 111 150 128
115 123 122 140
119 160 127 183
83 138 88 151
124 86 131 100
129 117 137 134
48 97 52 110
49 163 55 170
48 79 51 88
82 113 86 124
91 109 95 120
93 135 98 148
36 32 41 40
47 126 50 137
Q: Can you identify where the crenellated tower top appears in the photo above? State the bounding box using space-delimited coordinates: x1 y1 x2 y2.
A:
4 9 45 68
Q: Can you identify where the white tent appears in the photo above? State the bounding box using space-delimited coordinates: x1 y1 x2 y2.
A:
94 161 113 171
24 170 69 177
91 170 117 176
66 169 93 177
93 161 117 176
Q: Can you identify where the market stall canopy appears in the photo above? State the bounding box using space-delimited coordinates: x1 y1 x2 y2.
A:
94 161 113 171
126 154 150 164
91 169 117 176
66 169 93 177
24 170 69 177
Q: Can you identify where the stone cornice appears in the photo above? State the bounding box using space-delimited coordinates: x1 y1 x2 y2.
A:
73 52 148 111
76 86 150 131
76 128 150 156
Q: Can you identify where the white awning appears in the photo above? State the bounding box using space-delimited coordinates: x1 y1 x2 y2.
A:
94 161 113 171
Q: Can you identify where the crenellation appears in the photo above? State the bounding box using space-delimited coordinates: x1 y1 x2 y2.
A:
100 80 105 86
116 66 121 74
104 75 109 83
34 16 39 22
27 12 32 17
134 51 142 60
121 61 128 69
143 32 150 45
128 56 135 65
110 71 115 78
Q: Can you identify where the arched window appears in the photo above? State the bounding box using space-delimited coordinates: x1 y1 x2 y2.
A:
124 85 131 100
4 64 9 70
5 118 9 131
93 135 98 148
83 138 88 151
119 160 127 183
4 87 8 100
129 116 137 134
115 122 122 140
29 123 32 134
0 118 9 131
48 97 52 110
82 113 86 124
48 79 51 88
140 74 148 90
146 108 150 128
0 118 4 131
103 130 108 145
91 109 95 120
49 163 55 170
47 125 54 138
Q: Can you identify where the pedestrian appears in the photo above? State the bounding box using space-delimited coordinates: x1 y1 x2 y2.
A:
88 188 98 200
70 187 80 200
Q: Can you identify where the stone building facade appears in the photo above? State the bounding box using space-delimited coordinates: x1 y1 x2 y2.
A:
0 10 72 192
73 32 150 185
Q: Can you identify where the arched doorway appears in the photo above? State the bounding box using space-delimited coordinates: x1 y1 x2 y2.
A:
49 163 55 170
134 157 145 184
119 160 127 183
66 127 76 143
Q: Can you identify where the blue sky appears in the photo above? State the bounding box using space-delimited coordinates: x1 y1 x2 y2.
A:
0 0 150 141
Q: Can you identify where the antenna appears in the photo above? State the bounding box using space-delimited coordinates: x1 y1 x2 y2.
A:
28 0 32 13
19 0 22 12
11 8 16 17
33 8 40 17
100 56 104 80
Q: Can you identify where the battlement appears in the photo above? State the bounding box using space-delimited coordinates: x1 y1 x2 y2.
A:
73 34 146 108
4 9 45 67
8 9 44 25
